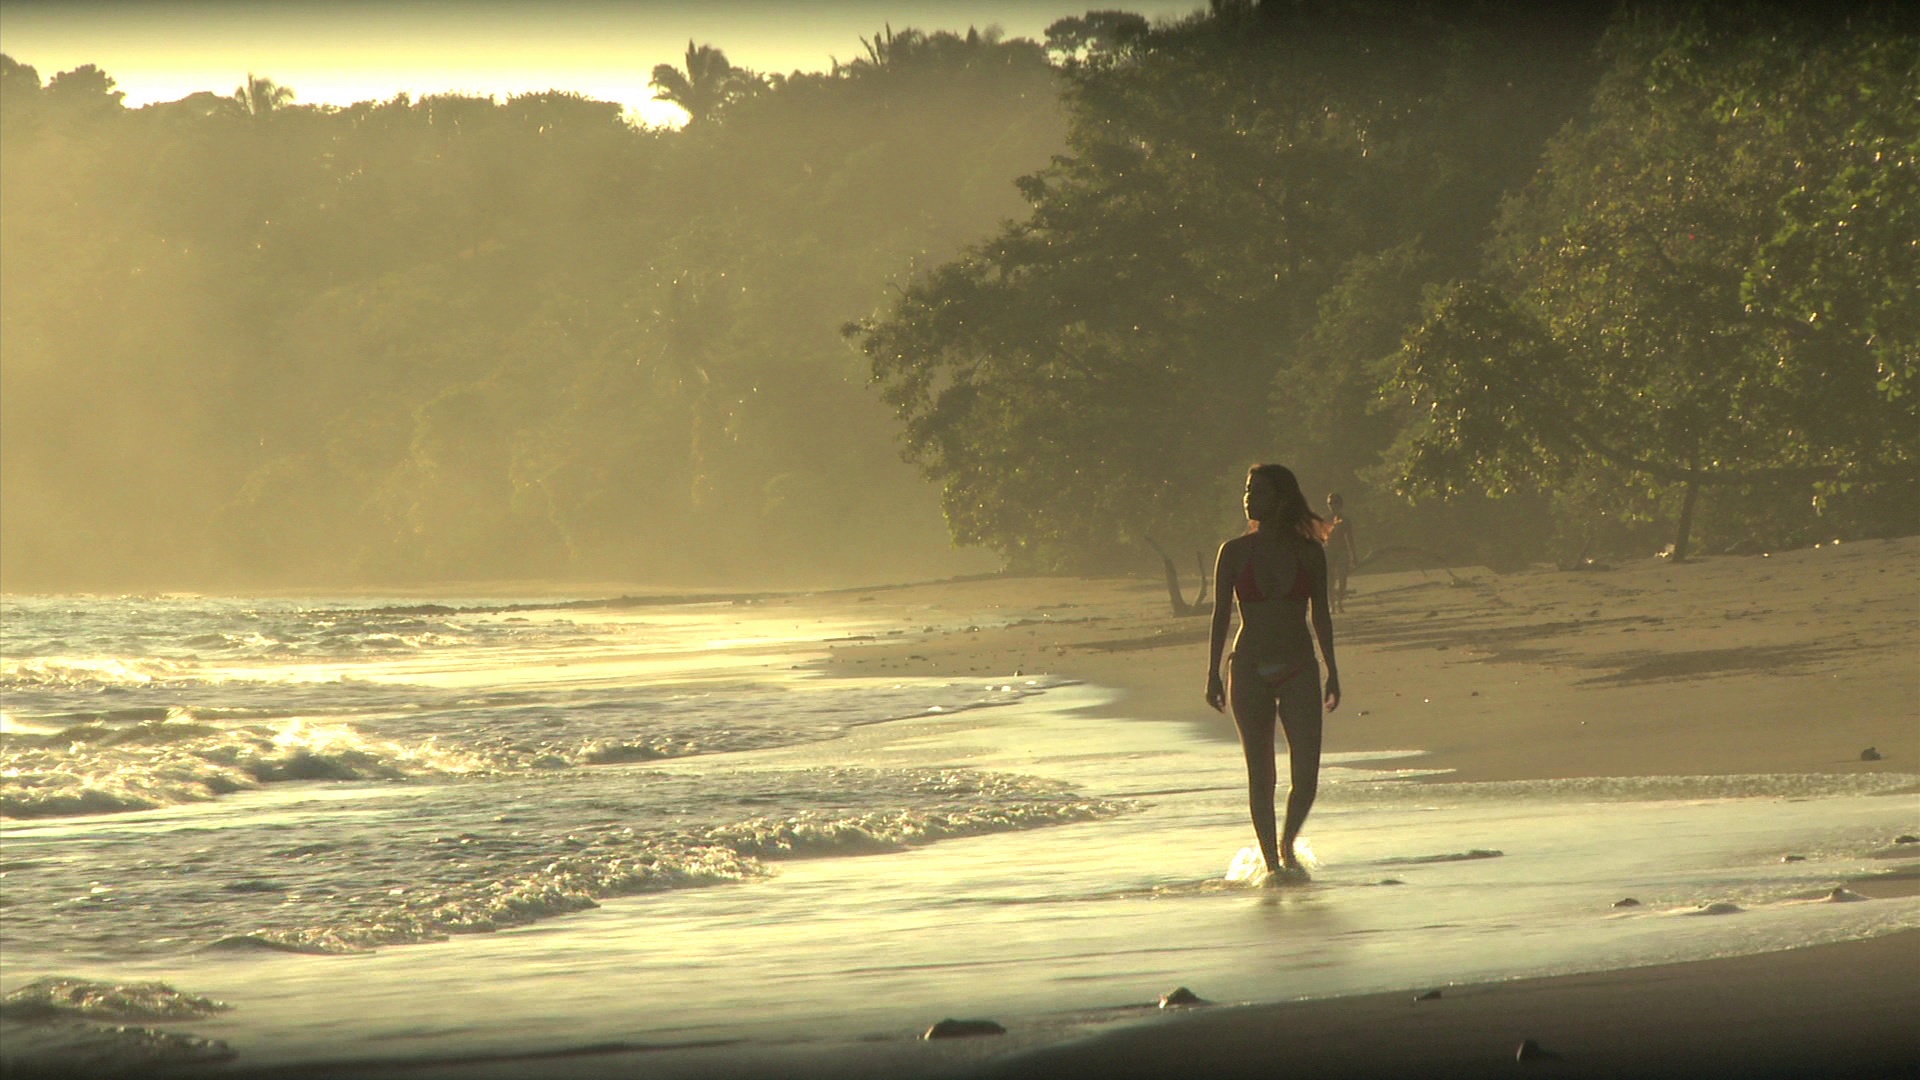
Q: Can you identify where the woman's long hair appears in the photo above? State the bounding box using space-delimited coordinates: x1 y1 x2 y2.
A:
1248 464 1327 543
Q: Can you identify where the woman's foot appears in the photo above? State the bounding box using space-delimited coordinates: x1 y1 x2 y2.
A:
1274 846 1311 882
1262 864 1311 886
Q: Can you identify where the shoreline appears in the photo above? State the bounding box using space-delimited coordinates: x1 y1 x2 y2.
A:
791 537 1915 1079
4 540 1915 1079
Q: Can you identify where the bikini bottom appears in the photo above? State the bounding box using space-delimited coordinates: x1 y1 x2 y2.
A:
1228 654 1322 725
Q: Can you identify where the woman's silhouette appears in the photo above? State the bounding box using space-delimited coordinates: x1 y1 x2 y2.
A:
1205 465 1341 879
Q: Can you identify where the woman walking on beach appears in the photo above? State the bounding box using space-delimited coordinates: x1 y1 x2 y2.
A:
1205 464 1341 880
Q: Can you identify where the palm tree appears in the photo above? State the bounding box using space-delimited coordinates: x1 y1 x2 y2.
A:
233 73 294 118
835 25 1031 78
649 42 750 127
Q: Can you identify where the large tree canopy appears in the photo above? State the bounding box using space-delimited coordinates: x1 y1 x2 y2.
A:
1388 4 1918 556
850 0 1612 570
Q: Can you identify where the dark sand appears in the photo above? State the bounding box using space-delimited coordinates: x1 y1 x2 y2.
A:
971 930 1920 1080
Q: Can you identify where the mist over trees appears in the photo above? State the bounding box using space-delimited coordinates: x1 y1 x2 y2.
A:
3 2 1913 592
1 31 1060 589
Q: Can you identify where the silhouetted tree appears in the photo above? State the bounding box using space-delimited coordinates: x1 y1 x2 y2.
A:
1043 11 1149 62
0 55 42 131
44 64 124 117
0 54 38 97
232 73 294 117
649 42 756 127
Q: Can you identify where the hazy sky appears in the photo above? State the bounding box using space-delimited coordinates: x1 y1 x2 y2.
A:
0 0 1201 126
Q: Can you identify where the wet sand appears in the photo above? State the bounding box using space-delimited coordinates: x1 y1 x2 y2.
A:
200 930 1915 1080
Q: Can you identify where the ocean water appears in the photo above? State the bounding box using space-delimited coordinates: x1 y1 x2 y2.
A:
2 594 1915 1076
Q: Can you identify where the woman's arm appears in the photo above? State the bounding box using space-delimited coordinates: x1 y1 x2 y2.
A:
1305 541 1341 711
1205 540 1235 711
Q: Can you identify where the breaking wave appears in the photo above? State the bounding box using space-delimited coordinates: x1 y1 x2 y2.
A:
0 763 1132 957
1 978 230 1023
0 717 491 818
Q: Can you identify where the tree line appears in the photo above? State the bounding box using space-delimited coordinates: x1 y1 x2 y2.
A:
3 3 1913 590
851 0 1916 571
1 28 1062 589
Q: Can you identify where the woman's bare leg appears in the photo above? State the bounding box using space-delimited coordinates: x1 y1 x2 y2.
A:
1228 666 1281 873
1276 678 1324 869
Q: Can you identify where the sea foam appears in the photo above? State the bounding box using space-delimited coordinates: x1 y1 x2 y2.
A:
2 762 1130 956
1 978 231 1022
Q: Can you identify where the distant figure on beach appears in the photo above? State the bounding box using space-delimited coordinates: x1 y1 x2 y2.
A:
1205 464 1341 881
1325 493 1357 613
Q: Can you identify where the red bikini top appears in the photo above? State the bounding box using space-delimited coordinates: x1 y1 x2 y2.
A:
1235 556 1311 603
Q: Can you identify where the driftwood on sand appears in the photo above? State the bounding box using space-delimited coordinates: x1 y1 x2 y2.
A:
1144 536 1210 617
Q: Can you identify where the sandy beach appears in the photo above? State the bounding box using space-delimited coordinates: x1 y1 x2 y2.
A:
818 535 1916 784
807 535 1919 1080
58 536 1901 1080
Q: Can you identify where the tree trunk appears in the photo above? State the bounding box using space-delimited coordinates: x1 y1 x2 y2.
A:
1672 479 1699 561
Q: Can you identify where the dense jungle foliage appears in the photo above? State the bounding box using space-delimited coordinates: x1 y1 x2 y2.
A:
853 0 1917 571
3 2 1914 589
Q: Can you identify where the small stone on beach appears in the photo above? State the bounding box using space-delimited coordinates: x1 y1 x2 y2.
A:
1516 1038 1560 1062
1158 986 1203 1008
923 1018 1006 1039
